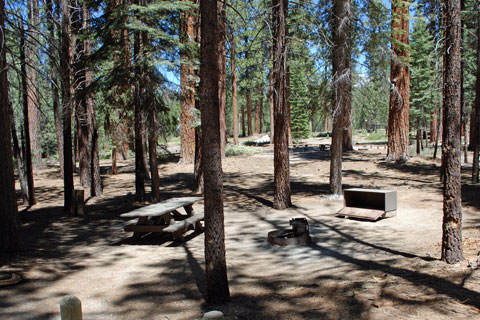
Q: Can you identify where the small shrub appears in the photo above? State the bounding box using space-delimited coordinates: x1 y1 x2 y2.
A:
365 131 386 141
226 145 261 156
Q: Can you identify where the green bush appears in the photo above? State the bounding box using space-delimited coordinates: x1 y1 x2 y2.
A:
365 130 387 141
226 145 261 156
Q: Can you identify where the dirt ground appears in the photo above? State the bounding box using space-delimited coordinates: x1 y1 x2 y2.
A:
1 138 480 320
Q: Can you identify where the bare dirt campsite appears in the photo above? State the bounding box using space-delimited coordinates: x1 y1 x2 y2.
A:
1 138 480 320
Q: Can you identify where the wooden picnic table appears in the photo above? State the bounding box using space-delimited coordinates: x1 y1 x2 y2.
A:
119 196 204 240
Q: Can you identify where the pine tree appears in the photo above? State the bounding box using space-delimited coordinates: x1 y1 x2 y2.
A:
441 0 463 264
386 0 411 162
0 0 24 252
410 16 435 154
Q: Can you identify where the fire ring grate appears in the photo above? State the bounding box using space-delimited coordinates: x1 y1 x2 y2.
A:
267 218 311 246
0 272 22 287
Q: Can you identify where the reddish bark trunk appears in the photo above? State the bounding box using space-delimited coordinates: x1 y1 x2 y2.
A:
179 0 197 164
27 0 43 167
247 93 252 136
254 83 262 134
387 0 410 162
241 104 246 137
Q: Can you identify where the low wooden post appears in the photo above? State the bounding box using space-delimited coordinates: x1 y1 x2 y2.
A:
70 190 85 216
60 295 82 320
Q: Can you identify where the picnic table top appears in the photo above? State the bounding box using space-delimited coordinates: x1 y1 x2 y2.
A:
120 196 203 218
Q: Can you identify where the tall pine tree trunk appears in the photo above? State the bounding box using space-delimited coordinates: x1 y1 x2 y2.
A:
0 0 24 251
330 0 351 195
255 84 261 134
441 0 463 264
27 0 43 168
84 5 101 196
387 0 410 162
20 21 36 206
179 0 197 164
146 75 160 202
241 104 245 137
134 23 146 202
199 0 230 303
472 0 480 183
272 0 291 210
231 31 239 145
9 103 29 203
75 3 102 196
269 68 274 142
218 0 227 158
46 0 64 177
60 0 74 212
247 92 252 136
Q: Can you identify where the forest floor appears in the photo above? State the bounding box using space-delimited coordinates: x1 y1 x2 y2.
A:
1 136 480 320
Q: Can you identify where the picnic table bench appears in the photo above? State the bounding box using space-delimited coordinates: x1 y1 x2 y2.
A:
119 196 204 240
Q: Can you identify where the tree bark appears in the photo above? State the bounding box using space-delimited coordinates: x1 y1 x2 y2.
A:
27 0 43 168
441 0 463 264
218 0 227 158
199 0 230 303
231 31 239 145
386 0 410 162
255 84 261 134
179 0 197 164
241 104 245 137
147 78 160 203
272 0 292 210
60 0 74 212
0 0 24 251
46 0 64 177
269 68 274 142
329 0 351 195
247 93 252 136
472 0 480 183
75 4 102 197
9 103 29 203
20 21 37 206
134 12 146 202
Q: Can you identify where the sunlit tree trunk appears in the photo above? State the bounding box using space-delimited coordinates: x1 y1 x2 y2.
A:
27 0 43 167
386 0 410 162
231 31 239 145
441 0 463 264
179 0 197 164
330 0 351 195
46 0 64 177
218 0 227 158
272 0 291 210
199 0 230 303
